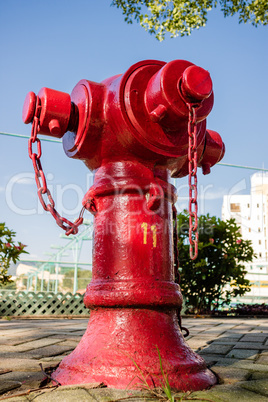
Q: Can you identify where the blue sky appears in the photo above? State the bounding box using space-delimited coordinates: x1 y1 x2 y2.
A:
0 0 267 261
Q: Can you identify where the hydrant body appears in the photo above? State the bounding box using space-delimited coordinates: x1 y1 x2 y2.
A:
23 59 225 391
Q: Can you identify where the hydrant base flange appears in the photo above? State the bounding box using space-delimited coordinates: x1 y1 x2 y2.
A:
52 308 217 391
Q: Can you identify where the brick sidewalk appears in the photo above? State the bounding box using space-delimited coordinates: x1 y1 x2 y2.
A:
0 317 267 401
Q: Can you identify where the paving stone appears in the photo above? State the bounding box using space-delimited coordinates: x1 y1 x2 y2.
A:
0 345 23 354
31 388 103 401
0 352 51 360
66 330 86 336
0 328 36 337
12 338 63 352
0 333 57 346
0 396 28 401
57 340 80 347
189 334 219 340
191 384 268 401
211 340 238 346
0 358 59 372
43 327 86 336
232 361 268 372
197 354 220 366
49 334 83 340
240 379 268 397
0 380 22 395
214 323 237 328
221 332 244 338
186 338 211 350
200 330 226 336
86 388 158 402
249 325 268 331
250 372 268 380
240 335 268 343
226 348 259 359
185 328 204 333
211 367 250 384
214 357 241 367
199 344 233 355
233 342 268 350
256 355 268 365
27 387 158 402
0 370 44 385
0 358 41 371
211 336 239 342
19 344 75 359
189 325 216 331
39 356 64 363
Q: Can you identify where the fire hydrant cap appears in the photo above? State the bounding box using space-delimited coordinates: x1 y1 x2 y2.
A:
22 91 37 124
182 66 212 101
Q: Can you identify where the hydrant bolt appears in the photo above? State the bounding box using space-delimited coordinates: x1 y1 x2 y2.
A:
149 104 167 123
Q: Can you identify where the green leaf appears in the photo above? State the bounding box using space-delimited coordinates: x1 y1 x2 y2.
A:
0 223 28 284
112 0 267 40
176 212 254 313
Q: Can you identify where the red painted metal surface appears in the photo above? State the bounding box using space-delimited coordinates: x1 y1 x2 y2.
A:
23 59 225 391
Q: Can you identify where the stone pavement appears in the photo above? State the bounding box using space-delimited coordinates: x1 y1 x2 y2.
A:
0 317 267 401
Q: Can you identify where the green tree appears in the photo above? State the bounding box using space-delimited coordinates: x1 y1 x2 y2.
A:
112 0 268 40
0 223 28 285
0 280 17 290
62 268 92 292
176 211 254 314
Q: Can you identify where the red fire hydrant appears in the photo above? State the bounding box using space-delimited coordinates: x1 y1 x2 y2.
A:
23 59 224 391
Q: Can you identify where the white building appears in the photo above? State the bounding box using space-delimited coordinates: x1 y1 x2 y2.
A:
222 172 268 303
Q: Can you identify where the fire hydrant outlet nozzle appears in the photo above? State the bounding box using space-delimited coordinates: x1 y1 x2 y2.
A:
22 58 225 391
22 91 37 124
23 88 73 138
180 65 213 102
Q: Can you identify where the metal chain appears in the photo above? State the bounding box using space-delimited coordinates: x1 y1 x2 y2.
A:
28 96 85 236
187 104 199 260
173 205 189 337
172 205 180 282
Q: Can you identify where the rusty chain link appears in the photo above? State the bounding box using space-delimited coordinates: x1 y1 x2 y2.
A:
187 103 199 260
28 96 85 236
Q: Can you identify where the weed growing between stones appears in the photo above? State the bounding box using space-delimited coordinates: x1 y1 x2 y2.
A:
124 347 216 402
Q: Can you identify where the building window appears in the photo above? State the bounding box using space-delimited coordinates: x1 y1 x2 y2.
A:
257 203 259 208
259 240 262 245
247 204 250 208
230 203 241 212
249 228 251 232
258 228 261 232
259 252 262 257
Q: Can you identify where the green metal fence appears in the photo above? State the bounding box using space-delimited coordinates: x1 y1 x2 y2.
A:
0 290 89 317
